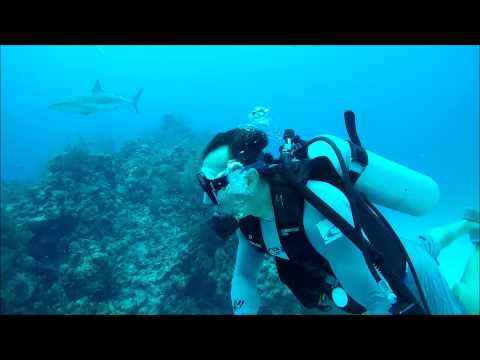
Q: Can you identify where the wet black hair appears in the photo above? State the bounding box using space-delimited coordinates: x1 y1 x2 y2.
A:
202 128 269 165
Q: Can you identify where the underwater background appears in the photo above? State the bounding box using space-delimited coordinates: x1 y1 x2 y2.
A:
1 45 478 314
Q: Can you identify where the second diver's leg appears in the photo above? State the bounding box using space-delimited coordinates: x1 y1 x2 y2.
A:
418 209 479 263
401 238 465 315
452 245 479 315
426 219 478 253
417 209 479 315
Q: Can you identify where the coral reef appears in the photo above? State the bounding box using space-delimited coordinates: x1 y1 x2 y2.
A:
0 115 325 314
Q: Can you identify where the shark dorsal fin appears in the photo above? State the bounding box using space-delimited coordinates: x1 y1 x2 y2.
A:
92 80 104 94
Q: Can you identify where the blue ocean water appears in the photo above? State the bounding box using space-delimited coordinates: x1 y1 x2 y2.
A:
1 45 478 289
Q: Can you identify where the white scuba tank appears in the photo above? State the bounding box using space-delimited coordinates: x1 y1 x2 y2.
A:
306 134 439 216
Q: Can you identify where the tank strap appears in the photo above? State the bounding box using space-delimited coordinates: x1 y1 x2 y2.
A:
345 109 368 182
345 110 362 147
348 141 368 168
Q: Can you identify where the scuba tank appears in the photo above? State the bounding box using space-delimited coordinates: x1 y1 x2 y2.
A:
305 135 439 216
296 109 439 216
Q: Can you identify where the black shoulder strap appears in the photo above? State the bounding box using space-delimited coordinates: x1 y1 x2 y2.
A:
271 182 332 270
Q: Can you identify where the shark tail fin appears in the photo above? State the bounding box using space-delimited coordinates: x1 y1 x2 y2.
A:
132 89 143 114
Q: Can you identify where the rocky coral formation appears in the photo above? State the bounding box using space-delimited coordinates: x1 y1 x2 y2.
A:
0 115 327 314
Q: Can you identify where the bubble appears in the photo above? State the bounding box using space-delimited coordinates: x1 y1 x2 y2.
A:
247 106 271 127
214 166 256 218
237 106 284 150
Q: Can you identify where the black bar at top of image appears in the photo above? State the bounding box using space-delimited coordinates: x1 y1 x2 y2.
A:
2 1 480 45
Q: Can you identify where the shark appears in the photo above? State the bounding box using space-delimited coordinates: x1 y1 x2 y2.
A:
49 80 143 116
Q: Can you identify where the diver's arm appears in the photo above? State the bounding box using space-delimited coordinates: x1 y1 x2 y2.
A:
231 229 265 315
303 181 392 315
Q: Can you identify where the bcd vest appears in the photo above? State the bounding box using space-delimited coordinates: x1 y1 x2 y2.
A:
238 157 374 314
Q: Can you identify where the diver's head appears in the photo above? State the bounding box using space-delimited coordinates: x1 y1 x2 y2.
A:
197 128 270 218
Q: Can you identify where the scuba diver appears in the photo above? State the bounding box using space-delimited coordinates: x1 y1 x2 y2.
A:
197 110 467 315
